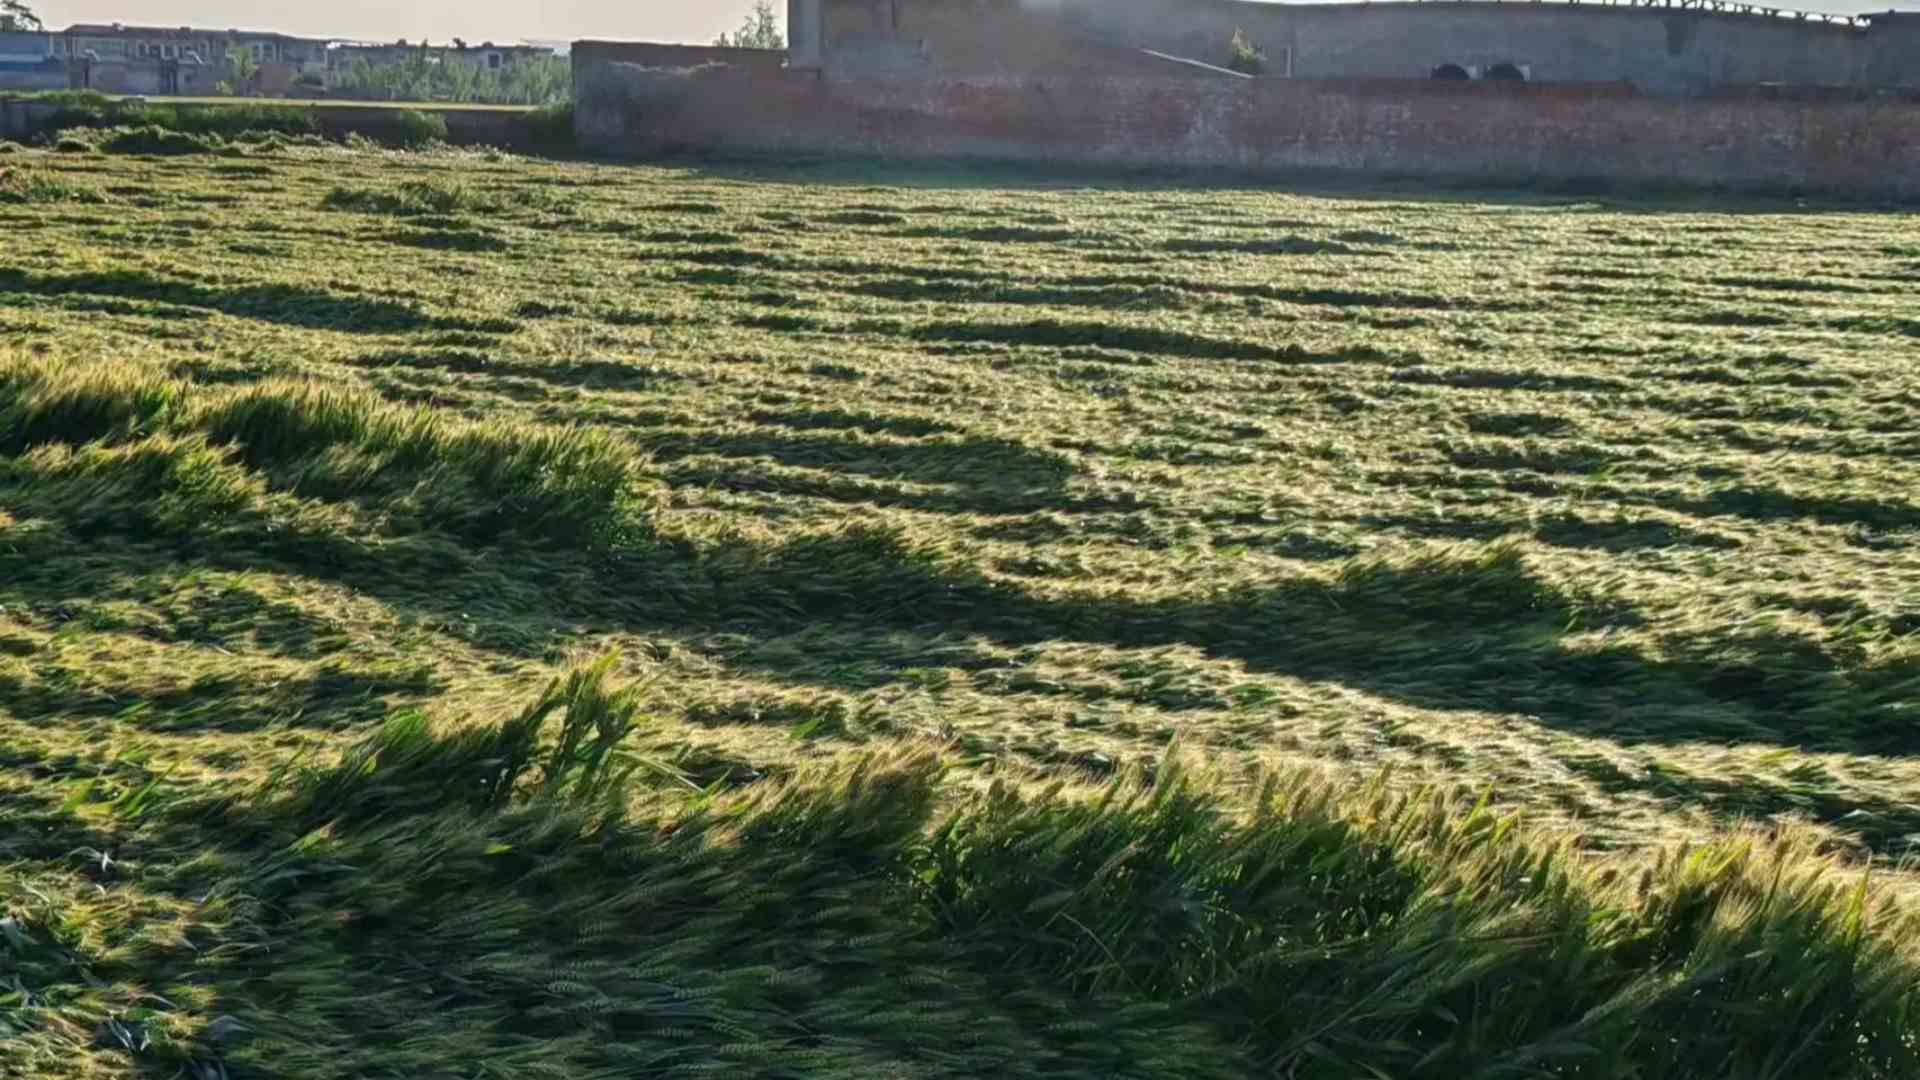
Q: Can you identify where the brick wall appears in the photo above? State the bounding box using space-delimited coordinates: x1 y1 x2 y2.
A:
573 42 790 127
573 59 1920 200
571 41 786 75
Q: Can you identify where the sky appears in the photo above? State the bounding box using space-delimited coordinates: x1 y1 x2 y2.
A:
28 0 1919 43
29 1 766 44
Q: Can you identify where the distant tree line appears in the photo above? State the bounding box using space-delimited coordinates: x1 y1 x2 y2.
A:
716 0 784 49
1 0 41 32
328 53 571 107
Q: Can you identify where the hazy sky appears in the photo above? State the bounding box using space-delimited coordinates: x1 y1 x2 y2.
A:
29 0 1916 42
31 1 766 44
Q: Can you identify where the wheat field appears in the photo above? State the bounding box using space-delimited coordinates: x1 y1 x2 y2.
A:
2 137 1919 1077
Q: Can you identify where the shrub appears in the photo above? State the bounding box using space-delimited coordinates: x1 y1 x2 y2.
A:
30 98 325 142
156 104 324 139
526 102 575 152
51 135 96 154
24 89 116 110
389 109 450 149
36 93 120 135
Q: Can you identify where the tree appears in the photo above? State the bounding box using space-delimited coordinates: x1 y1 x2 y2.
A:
226 45 260 96
1227 28 1265 76
0 0 41 32
327 51 569 106
715 0 783 49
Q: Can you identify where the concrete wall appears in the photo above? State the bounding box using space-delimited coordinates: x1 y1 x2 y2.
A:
0 62 68 92
1863 13 1920 89
790 0 825 68
819 0 1193 79
812 0 1920 97
0 97 52 136
572 57 1920 200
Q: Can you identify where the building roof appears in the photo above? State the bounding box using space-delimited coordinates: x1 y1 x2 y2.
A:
1226 0 1880 29
330 39 554 51
60 23 326 43
56 24 558 53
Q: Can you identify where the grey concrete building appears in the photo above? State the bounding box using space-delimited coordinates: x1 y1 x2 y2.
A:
789 0 1920 96
54 23 330 95
0 31 64 91
56 23 327 69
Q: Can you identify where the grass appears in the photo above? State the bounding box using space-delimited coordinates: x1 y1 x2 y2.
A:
321 178 495 216
0 166 104 204
19 94 529 153
32 95 328 141
12 91 537 112
1 143 1918 1077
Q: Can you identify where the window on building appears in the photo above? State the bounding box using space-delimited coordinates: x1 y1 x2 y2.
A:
488 52 502 69
162 44 177 59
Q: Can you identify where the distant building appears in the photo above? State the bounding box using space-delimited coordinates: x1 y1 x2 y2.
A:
55 23 328 94
0 30 63 91
446 41 557 72
1 23 559 98
328 39 555 74
57 23 327 69
0 30 51 63
786 0 1920 97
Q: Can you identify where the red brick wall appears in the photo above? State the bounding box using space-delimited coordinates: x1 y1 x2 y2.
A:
575 62 1920 200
